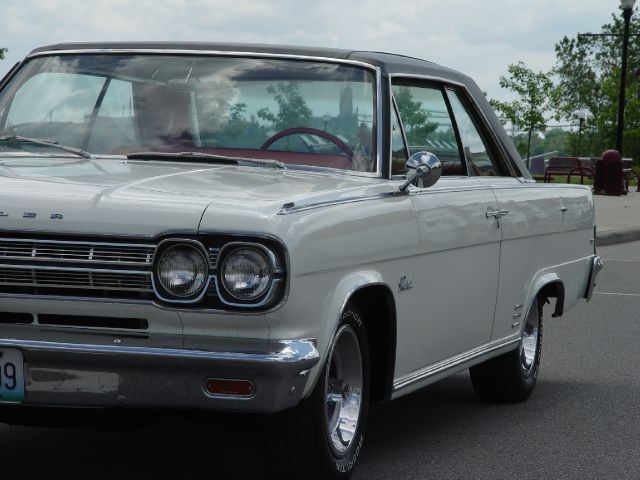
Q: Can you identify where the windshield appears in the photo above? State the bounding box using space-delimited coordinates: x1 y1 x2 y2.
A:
0 54 377 173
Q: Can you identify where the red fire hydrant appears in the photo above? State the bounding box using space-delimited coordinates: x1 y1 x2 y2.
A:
594 150 625 196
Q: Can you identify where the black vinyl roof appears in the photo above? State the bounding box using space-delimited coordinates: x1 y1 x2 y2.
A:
28 41 466 80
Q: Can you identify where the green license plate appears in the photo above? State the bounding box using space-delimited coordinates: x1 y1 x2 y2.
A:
0 348 25 403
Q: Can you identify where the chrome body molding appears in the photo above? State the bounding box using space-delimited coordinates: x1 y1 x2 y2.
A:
0 333 319 413
277 192 393 215
392 335 521 394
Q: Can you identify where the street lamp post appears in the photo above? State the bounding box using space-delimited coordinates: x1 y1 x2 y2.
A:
575 109 588 156
616 0 636 155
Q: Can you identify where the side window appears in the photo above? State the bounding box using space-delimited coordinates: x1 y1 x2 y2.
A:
446 90 504 176
392 83 463 176
88 79 138 152
391 101 408 175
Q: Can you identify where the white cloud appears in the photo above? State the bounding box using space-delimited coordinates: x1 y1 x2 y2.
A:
0 0 623 101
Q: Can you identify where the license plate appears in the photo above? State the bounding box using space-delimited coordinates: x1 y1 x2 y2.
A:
0 348 25 403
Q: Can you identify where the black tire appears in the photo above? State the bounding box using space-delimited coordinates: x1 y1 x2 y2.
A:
470 298 543 402
266 302 370 479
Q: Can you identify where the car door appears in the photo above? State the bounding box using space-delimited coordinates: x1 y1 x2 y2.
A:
391 80 502 371
443 88 565 342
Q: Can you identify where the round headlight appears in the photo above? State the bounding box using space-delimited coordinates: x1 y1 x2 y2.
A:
157 244 208 298
221 247 273 301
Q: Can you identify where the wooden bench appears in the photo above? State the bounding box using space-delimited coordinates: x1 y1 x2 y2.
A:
543 157 595 184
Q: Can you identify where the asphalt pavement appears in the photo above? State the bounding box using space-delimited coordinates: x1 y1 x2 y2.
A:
1 242 638 479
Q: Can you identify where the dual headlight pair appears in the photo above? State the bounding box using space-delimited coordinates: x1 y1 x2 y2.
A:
155 241 277 304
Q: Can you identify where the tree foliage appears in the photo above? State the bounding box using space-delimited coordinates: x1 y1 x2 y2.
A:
552 9 640 159
489 62 553 163
257 81 312 130
0 48 6 60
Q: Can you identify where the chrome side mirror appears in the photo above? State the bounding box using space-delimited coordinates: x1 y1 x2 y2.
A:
399 151 442 192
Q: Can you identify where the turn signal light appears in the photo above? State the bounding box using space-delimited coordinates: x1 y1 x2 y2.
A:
204 378 256 397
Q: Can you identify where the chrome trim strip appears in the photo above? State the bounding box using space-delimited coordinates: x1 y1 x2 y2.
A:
277 192 393 215
25 48 384 179
0 292 151 305
393 335 521 392
0 283 151 293
0 263 149 275
27 48 378 71
0 337 320 364
0 237 155 248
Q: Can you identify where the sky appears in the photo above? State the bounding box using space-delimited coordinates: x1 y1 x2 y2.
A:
0 0 624 102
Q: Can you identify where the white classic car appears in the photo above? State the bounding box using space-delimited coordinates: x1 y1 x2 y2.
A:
0 42 601 478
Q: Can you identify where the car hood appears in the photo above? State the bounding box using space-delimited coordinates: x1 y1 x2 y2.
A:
0 156 386 237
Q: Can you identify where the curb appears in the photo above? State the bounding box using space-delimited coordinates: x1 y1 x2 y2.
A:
596 227 640 246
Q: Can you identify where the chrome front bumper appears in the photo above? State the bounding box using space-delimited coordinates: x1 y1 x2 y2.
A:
0 327 319 414
583 255 604 301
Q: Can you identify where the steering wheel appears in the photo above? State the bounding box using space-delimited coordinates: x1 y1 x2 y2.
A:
260 127 355 160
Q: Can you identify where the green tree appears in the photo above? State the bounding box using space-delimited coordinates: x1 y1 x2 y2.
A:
552 9 640 160
257 82 312 130
490 62 554 166
0 48 6 60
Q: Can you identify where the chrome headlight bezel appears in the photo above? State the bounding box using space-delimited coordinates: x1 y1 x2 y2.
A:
153 240 210 303
216 242 284 307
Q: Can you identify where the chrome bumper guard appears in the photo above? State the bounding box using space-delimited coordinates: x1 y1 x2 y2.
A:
0 328 319 414
583 255 603 301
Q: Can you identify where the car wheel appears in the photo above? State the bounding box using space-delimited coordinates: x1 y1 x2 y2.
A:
469 297 543 402
266 302 370 479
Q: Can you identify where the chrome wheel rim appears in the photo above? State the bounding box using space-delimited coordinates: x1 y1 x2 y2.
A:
324 325 363 456
520 301 540 375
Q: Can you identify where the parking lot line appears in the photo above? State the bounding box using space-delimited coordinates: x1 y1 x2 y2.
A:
601 259 640 262
595 292 640 297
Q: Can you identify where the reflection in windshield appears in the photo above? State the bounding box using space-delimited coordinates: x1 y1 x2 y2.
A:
0 55 377 172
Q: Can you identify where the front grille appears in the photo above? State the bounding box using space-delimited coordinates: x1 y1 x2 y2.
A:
0 236 155 299
209 248 220 268
0 238 154 265
0 266 152 292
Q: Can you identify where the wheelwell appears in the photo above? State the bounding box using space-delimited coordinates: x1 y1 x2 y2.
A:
538 281 565 318
350 285 397 403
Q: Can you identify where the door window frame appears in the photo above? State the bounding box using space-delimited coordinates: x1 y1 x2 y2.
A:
388 74 520 179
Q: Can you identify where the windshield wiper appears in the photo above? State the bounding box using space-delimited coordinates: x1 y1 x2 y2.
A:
0 135 93 159
126 151 287 170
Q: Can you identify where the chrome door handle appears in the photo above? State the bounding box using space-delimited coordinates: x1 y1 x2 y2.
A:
486 209 510 219
486 209 509 229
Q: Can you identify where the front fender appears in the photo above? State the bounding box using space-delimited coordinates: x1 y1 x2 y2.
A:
267 269 391 398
